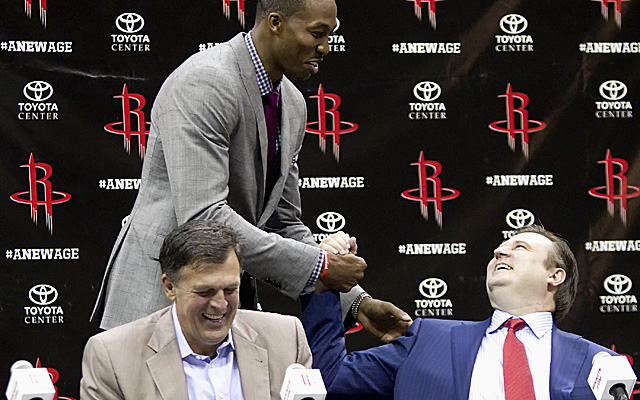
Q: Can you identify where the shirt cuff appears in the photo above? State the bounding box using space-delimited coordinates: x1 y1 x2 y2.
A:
306 249 326 287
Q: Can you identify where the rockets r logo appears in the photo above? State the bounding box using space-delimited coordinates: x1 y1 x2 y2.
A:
10 153 71 234
24 0 47 27
305 84 359 162
592 0 631 28
401 151 460 229
489 83 546 160
104 84 151 159
589 149 640 225
406 0 446 29
221 0 246 28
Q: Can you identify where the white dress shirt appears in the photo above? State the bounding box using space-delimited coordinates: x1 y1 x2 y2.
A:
469 309 553 400
172 304 245 400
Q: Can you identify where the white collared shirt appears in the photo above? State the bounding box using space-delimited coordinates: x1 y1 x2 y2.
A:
171 304 245 400
469 309 553 400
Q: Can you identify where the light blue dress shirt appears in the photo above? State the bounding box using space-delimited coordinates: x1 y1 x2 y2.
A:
469 309 553 400
171 304 245 400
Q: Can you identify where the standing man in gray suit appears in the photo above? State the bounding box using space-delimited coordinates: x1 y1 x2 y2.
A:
92 0 412 342
82 220 313 400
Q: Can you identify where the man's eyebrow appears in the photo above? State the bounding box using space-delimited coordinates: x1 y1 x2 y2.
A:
309 21 333 30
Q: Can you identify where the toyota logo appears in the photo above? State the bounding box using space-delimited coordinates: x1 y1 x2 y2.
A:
29 284 58 305
505 209 535 229
419 278 448 299
116 13 145 33
500 14 528 35
599 80 627 101
334 18 340 32
23 81 53 102
604 274 632 295
316 211 346 233
413 81 441 102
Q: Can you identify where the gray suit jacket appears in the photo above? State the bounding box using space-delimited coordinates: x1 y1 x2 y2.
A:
81 307 312 400
92 32 327 329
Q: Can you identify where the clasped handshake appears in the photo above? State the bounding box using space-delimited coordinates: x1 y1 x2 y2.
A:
316 231 364 293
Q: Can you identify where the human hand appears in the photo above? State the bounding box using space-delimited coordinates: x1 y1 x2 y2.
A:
320 253 366 292
319 231 357 255
357 297 413 343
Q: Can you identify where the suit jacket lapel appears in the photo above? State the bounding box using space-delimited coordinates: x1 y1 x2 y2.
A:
232 316 271 400
146 309 189 400
451 318 491 400
230 33 270 211
549 326 588 400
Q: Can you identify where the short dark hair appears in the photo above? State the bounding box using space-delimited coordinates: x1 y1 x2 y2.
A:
515 224 578 320
255 0 307 20
159 220 243 284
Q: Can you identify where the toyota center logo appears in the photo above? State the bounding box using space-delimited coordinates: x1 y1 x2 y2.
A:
316 211 346 233
413 81 441 102
116 13 144 33
599 80 627 101
29 284 58 305
23 81 53 102
506 209 535 229
419 278 448 298
499 14 528 34
604 274 632 295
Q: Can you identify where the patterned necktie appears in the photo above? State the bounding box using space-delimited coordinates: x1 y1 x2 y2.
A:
264 89 280 193
503 318 536 400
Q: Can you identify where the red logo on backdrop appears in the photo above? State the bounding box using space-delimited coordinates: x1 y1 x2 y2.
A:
406 0 445 29
34 358 76 400
401 151 460 229
104 84 151 159
589 149 640 225
488 83 546 160
593 0 631 28
24 0 47 27
305 84 359 162
10 153 71 234
220 0 246 28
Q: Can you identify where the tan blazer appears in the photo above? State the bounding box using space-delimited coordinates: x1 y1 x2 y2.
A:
80 307 312 400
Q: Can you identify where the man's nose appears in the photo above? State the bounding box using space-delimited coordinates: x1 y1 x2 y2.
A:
494 246 509 259
317 39 329 56
209 291 227 309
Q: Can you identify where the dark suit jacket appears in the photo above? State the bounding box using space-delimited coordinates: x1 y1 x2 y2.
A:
302 291 615 400
92 32 323 329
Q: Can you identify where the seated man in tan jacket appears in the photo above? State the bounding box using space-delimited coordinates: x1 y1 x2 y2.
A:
80 220 311 400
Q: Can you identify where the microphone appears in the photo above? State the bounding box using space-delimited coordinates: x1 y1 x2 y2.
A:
5 360 56 400
280 363 327 400
587 352 636 400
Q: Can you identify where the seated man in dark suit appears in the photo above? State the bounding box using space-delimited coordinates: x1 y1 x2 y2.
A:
81 220 311 400
302 225 622 400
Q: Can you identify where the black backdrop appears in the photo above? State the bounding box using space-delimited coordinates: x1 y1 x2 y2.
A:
1 0 639 398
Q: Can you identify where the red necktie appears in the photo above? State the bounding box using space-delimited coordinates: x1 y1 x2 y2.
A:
264 89 280 193
503 318 536 400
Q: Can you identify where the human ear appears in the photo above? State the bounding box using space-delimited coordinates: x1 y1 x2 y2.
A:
162 274 177 302
548 268 566 287
268 12 284 34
